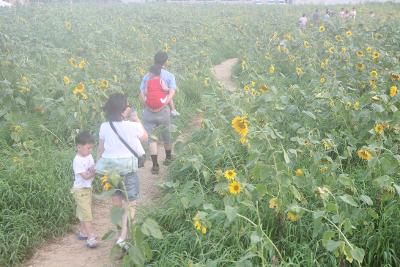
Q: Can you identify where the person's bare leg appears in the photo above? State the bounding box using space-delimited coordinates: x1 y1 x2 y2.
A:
82 221 95 238
119 200 136 241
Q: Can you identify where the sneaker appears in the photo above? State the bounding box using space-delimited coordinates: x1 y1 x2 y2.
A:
163 156 175 166
77 232 88 241
116 239 129 251
171 109 180 117
151 165 160 174
86 237 98 248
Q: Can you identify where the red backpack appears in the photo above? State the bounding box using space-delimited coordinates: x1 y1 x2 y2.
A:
145 77 168 110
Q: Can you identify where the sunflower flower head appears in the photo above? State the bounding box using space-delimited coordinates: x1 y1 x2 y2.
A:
287 212 300 222
224 169 236 181
295 168 303 177
390 85 397 97
319 25 325 33
229 181 241 195
99 79 109 89
269 198 278 209
374 123 384 135
231 116 249 136
63 76 71 85
269 64 275 74
357 149 373 161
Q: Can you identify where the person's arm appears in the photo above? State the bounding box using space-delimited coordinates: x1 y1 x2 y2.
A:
139 75 148 105
79 169 95 180
97 139 105 161
131 116 148 142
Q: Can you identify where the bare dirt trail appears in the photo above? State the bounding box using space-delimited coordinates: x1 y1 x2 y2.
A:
24 58 238 267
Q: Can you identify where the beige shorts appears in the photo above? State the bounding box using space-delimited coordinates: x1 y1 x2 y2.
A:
71 188 93 222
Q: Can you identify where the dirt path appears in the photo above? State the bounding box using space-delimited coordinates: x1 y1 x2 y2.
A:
24 58 238 267
211 58 239 91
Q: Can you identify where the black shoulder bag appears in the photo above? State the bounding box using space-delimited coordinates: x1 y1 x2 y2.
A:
109 121 145 168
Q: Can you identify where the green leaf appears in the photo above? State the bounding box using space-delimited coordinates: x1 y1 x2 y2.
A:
393 184 400 196
313 210 325 219
339 194 358 207
302 110 316 120
290 185 303 201
367 208 379 219
225 205 237 223
250 231 262 244
180 197 189 209
253 184 268 200
351 247 365 264
101 229 116 241
326 240 343 252
322 230 335 247
129 245 146 266
110 206 125 226
359 195 373 206
141 218 163 239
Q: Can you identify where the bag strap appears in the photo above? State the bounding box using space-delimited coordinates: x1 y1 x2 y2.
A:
109 121 139 159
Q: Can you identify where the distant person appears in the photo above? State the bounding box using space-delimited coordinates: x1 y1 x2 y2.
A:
140 52 180 117
340 8 345 20
312 9 320 25
350 7 357 21
344 10 350 20
323 9 330 22
96 93 147 250
298 13 308 29
140 54 176 175
72 130 98 248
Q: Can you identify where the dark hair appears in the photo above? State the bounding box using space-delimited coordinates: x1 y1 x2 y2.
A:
103 93 128 122
154 51 168 65
149 64 162 76
75 130 94 145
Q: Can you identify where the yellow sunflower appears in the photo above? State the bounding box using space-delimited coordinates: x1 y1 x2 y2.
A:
287 212 300 222
366 47 372 53
341 47 347 53
269 64 275 74
193 220 201 231
357 149 373 161
319 25 325 33
296 67 304 76
99 79 109 89
320 76 326 84
229 181 241 195
335 35 342 42
295 168 303 177
372 51 379 59
269 198 278 209
231 116 249 136
303 40 310 48
356 63 365 71
73 82 85 95
390 85 398 97
356 51 364 57
374 123 384 135
370 70 378 78
224 169 236 181
63 76 71 85
346 31 353 37
78 59 86 70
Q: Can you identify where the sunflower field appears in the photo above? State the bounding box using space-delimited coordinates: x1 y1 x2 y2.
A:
1 2 399 267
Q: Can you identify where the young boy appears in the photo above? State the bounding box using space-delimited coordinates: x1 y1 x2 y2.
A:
72 130 98 248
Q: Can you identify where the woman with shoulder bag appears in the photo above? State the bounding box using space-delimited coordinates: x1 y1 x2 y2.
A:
96 93 148 250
